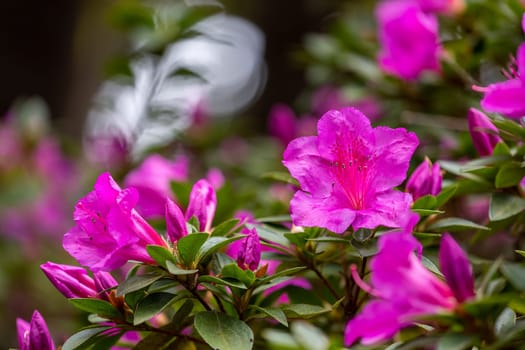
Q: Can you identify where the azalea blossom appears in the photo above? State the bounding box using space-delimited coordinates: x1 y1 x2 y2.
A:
236 227 262 271
124 154 189 218
475 43 525 119
185 179 217 233
376 0 441 80
17 310 55 350
63 172 168 272
283 107 418 233
405 157 442 200
344 220 475 346
467 108 502 156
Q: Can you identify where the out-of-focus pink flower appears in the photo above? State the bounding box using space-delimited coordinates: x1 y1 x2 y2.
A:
268 104 317 146
416 0 465 15
467 108 502 156
283 108 418 233
186 179 217 233
40 262 97 299
17 310 55 350
206 168 225 190
376 0 441 80
63 172 168 272
405 157 442 200
311 86 382 122
344 218 474 346
85 134 130 169
124 154 189 218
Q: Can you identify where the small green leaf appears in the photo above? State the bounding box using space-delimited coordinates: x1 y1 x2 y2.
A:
501 263 525 291
221 263 256 287
291 321 329 350
282 304 330 319
117 272 165 296
61 326 112 350
177 233 209 267
171 299 195 327
134 292 178 325
250 224 289 247
412 208 445 216
495 163 525 188
284 232 309 247
489 193 525 221
434 186 457 208
212 218 241 237
198 275 247 289
256 215 291 223
69 298 121 319
166 260 199 275
251 305 288 327
495 307 516 336
422 256 444 278
436 333 476 350
133 333 175 350
196 236 244 263
261 171 299 186
147 245 176 269
307 237 350 244
194 311 254 350
170 181 192 209
257 267 307 285
427 217 489 232
515 250 525 258
412 195 437 210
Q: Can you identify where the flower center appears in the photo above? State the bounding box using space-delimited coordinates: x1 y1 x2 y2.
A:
330 137 373 210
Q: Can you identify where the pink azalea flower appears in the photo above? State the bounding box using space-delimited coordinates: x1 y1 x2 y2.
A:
475 42 525 119
124 154 189 218
405 157 442 200
283 108 418 233
17 310 55 350
416 0 465 15
63 172 168 272
467 108 502 156
344 219 475 346
186 179 217 233
376 0 441 80
268 103 317 147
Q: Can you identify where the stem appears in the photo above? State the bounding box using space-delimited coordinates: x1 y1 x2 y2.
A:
311 263 340 300
190 287 212 311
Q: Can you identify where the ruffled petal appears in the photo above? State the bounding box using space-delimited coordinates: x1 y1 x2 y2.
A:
352 190 413 230
481 79 525 118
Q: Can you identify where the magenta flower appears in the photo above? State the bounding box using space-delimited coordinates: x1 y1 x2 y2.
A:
17 310 55 350
94 271 119 301
467 108 502 156
165 198 188 243
283 108 418 233
405 157 442 200
236 227 262 271
344 225 475 346
124 154 189 218
416 0 464 14
186 179 217 233
376 0 441 80
268 103 317 147
40 262 98 299
63 172 168 272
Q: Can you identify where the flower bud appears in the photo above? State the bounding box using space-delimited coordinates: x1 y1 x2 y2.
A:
165 198 188 243
93 271 118 301
17 310 55 350
439 233 475 302
40 262 97 299
186 179 216 233
467 108 502 156
406 158 442 200
237 228 261 271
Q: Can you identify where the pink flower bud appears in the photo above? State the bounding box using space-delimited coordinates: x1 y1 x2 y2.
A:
467 108 502 156
40 262 97 299
405 158 442 200
439 234 475 303
165 198 188 243
17 310 55 350
237 228 261 271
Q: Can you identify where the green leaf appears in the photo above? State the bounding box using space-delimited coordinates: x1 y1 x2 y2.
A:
492 118 525 141
495 307 516 337
501 263 525 291
307 237 350 244
350 237 378 257
177 233 209 267
284 232 310 247
422 256 444 278
212 218 241 237
133 333 175 350
251 224 289 247
198 275 247 289
117 272 165 296
489 193 525 221
412 208 444 216
515 250 525 258
427 217 489 232
194 311 254 350
134 292 178 325
147 245 176 269
221 263 256 287
170 181 192 209
261 171 299 186
434 185 457 208
250 305 288 327
436 333 476 350
282 304 330 319
166 260 199 275
196 236 244 263
412 195 437 210
69 298 121 319
61 327 112 350
495 163 525 188
291 322 329 350
257 267 307 285
171 299 195 327
256 215 291 223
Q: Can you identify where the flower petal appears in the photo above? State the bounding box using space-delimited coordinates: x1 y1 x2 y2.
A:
290 190 355 233
439 233 475 302
480 78 525 118
352 190 413 230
